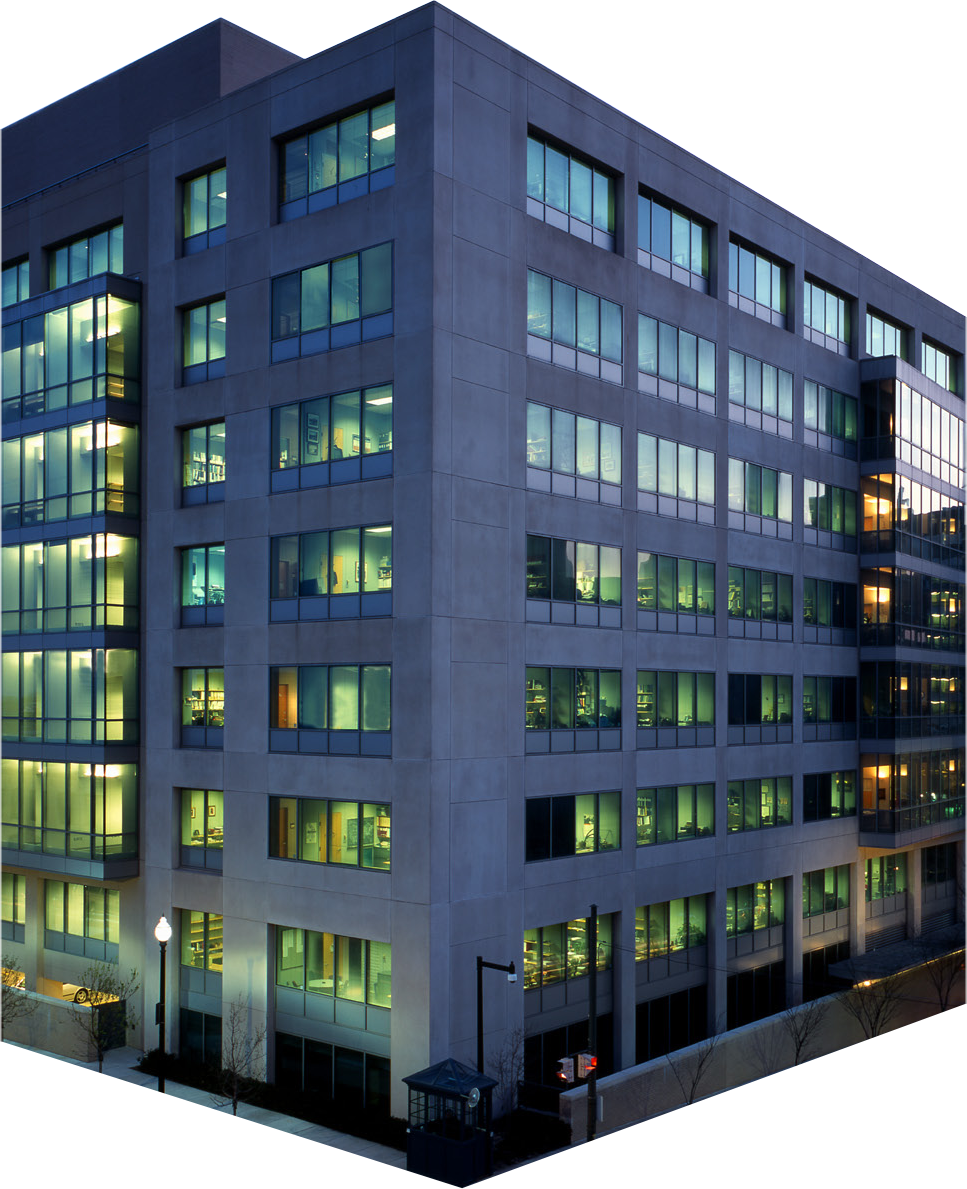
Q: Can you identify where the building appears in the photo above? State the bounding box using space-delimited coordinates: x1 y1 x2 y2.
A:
2 2 964 1128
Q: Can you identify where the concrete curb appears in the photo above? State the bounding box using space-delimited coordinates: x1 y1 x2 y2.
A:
689 1060 961 1189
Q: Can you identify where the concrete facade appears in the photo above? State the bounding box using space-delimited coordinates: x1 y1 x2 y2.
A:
3 4 964 1124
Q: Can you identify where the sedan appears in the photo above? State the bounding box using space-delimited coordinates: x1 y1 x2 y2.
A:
146 1127 296 1189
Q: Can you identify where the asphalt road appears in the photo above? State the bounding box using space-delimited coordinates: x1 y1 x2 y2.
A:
727 1089 961 1189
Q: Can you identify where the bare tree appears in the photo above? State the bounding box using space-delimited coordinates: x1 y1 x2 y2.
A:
913 938 965 1013
488 1024 525 1116
745 1018 786 1079
665 1031 720 1105
839 968 904 1039
1 958 38 1032
68 962 140 1071
780 997 830 1065
216 994 267 1116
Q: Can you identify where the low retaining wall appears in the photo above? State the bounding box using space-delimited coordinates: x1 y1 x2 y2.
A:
2 990 114 1063
559 961 964 1142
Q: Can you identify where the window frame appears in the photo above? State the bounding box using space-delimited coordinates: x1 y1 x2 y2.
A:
527 132 616 249
181 421 225 505
279 98 396 220
183 165 227 254
270 243 394 362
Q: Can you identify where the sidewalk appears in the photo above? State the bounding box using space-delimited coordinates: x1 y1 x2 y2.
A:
3 1013 961 1189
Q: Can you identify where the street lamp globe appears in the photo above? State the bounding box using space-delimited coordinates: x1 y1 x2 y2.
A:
154 915 172 944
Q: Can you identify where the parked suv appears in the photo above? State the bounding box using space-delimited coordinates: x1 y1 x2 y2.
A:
8 1070 151 1160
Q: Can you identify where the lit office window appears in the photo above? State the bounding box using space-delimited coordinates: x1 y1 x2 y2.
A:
2 421 140 528
2 534 138 633
271 244 393 361
636 785 714 846
804 577 856 632
183 298 225 383
637 433 715 518
271 383 393 491
2 648 138 744
636 671 714 729
637 552 715 617
728 237 786 319
180 789 223 870
269 797 390 871
49 224 123 290
183 166 227 253
526 535 620 607
525 792 620 860
725 880 784 937
921 339 958 394
803 771 856 822
181 910 223 972
280 99 395 218
727 776 792 833
525 402 621 504
181 422 225 503
727 566 793 623
181 545 225 624
180 668 224 747
728 458 793 524
526 269 622 381
525 668 621 731
523 915 612 989
1 292 140 418
44 879 120 958
803 866 850 917
803 278 850 348
803 479 857 539
270 526 392 620
2 259 29 307
804 380 857 449
635 896 707 959
527 134 615 247
865 308 908 360
275 927 391 1009
2 872 27 942
802 676 857 730
865 854 908 901
727 673 793 727
269 665 391 755
639 315 716 396
638 193 709 280
2 758 137 861
727 349 792 430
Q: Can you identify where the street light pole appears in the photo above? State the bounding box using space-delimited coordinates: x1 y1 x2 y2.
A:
154 915 172 1093
476 956 517 1073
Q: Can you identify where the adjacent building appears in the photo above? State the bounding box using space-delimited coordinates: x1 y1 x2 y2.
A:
3 3 964 1122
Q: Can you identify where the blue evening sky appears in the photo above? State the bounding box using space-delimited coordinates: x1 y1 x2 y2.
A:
1 0 965 311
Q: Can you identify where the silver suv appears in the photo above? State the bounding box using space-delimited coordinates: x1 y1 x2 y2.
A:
7 1070 151 1160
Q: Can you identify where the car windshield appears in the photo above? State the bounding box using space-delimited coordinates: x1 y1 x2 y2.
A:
215 1136 264 1174
70 1089 121 1112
